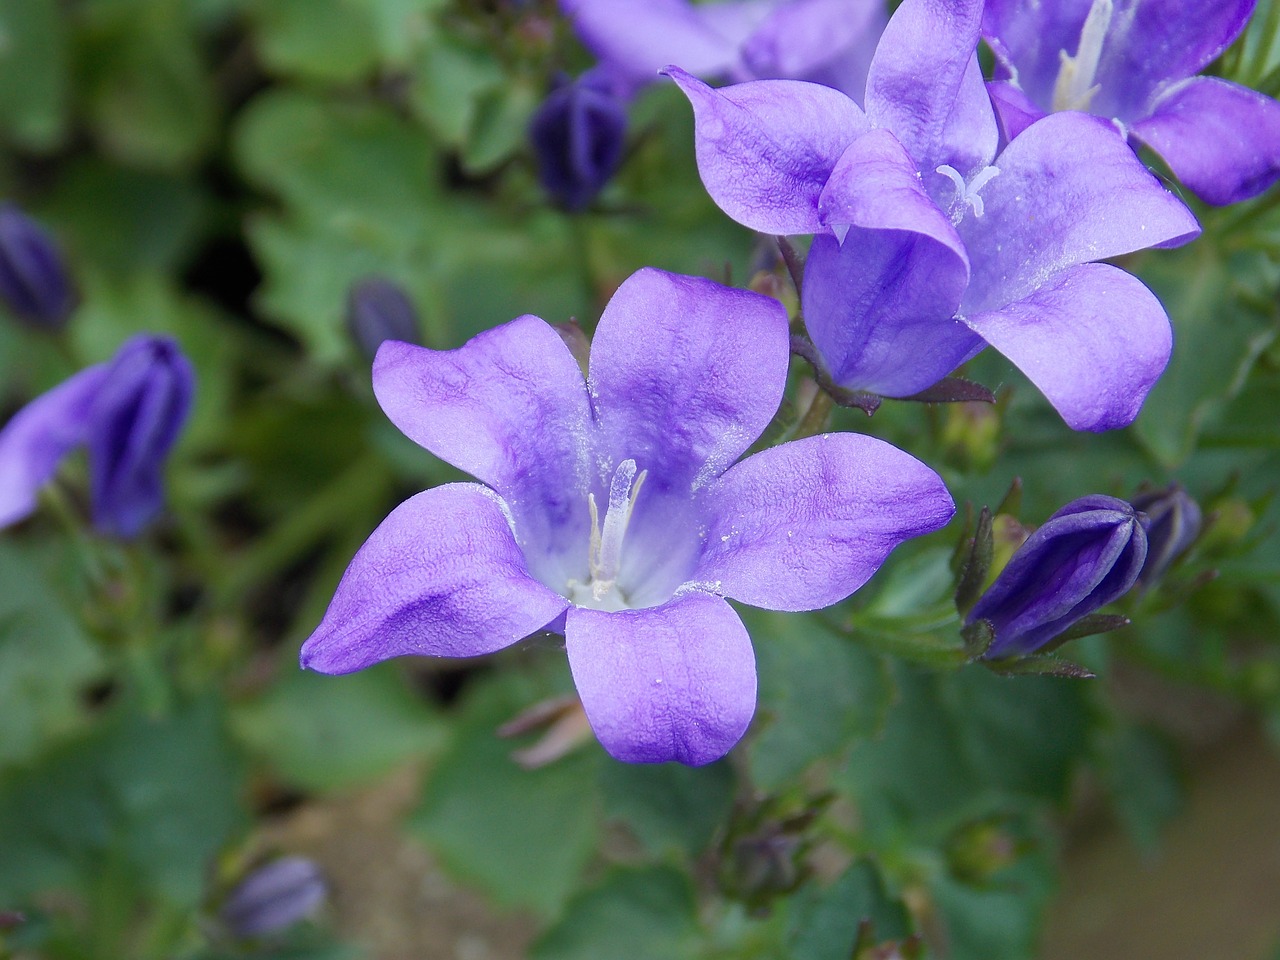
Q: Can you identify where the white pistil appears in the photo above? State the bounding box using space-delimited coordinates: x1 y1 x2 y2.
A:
586 458 647 603
1052 0 1113 113
935 164 1001 223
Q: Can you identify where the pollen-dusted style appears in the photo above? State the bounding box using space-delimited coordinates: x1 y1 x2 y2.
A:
301 268 954 765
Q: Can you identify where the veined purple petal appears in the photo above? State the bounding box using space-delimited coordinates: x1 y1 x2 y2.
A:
565 592 756 764
961 111 1199 313
741 0 885 99
373 316 594 584
694 433 954 610
961 263 1171 432
301 484 570 674
803 230 979 397
0 363 107 529
1132 76 1280 205
865 0 994 174
588 267 789 493
986 80 1045 145
664 67 868 234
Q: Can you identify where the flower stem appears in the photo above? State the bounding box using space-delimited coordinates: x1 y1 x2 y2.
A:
792 388 834 440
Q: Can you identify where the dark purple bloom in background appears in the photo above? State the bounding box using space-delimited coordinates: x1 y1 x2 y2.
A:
0 204 75 330
530 75 628 211
220 857 327 939
301 267 954 765
346 276 422 360
668 0 1200 431
968 495 1148 658
1130 483 1201 589
984 0 1280 205
0 335 194 537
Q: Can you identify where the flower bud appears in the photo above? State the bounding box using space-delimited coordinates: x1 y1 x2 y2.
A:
529 73 627 211
1130 484 1201 589
346 276 421 361
220 857 327 939
0 204 75 330
967 495 1148 658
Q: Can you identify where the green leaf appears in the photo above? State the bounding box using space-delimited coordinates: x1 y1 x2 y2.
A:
248 0 378 82
232 664 444 792
530 867 698 960
1101 725 1184 852
409 671 601 917
745 609 892 790
787 860 911 960
600 759 735 858
0 0 69 149
408 32 506 147
0 543 104 772
0 698 245 907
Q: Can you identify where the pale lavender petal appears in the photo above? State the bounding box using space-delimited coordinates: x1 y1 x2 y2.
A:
664 67 868 234
740 0 885 99
372 317 594 584
961 111 1199 313
565 592 755 765
694 433 954 610
301 484 570 674
1132 76 1280 205
981 0 1083 96
865 0 994 174
588 267 789 492
987 79 1045 145
0 363 107 528
961 263 1171 432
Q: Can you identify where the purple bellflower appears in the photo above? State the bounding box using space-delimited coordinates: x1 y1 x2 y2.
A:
347 276 422 361
1130 483 1201 589
220 857 327 939
0 335 194 537
529 74 629 211
983 0 1280 206
560 0 886 101
968 495 1148 658
0 204 75 330
667 0 1202 431
300 268 954 765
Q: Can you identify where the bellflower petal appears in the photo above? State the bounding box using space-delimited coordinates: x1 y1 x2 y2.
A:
969 495 1148 658
373 316 594 583
530 75 629 211
1130 483 1202 588
986 79 1045 145
1132 76 1280 205
565 592 756 765
961 111 1199 313
695 433 955 610
0 364 106 528
301 484 571 674
664 67 868 234
961 263 1172 432
0 204 76 330
741 0 885 97
803 231 979 397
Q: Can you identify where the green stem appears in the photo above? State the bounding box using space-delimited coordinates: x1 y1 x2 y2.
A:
791 389 834 441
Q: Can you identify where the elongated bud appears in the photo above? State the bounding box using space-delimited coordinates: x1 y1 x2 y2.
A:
0 204 75 330
1130 483 1201 589
529 73 627 211
967 495 1148 658
220 857 327 939
346 276 421 360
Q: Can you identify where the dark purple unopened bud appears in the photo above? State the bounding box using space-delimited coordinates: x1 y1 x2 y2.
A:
529 74 627 211
1130 484 1201 588
0 204 75 330
967 495 1148 658
220 857 327 939
346 276 421 360
88 336 194 537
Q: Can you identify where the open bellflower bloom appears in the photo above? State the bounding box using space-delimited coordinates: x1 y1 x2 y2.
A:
667 0 1201 431
0 335 193 537
968 495 1148 658
529 74 629 211
983 0 1280 205
0 204 75 330
560 0 886 101
301 268 954 765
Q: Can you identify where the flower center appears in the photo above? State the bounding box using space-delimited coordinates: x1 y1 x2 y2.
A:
567 458 648 611
1051 0 1113 113
935 164 1001 224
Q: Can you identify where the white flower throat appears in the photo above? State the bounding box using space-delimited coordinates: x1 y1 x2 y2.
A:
1052 0 1113 113
567 458 648 610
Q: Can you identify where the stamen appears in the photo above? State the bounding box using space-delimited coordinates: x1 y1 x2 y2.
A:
588 458 647 601
1052 0 1113 113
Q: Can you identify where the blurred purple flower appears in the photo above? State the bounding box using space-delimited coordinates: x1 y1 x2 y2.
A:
221 857 327 939
968 495 1148 658
347 276 421 360
529 74 628 211
0 335 194 537
668 0 1201 431
0 204 75 330
1130 483 1201 588
301 267 953 765
983 0 1280 205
